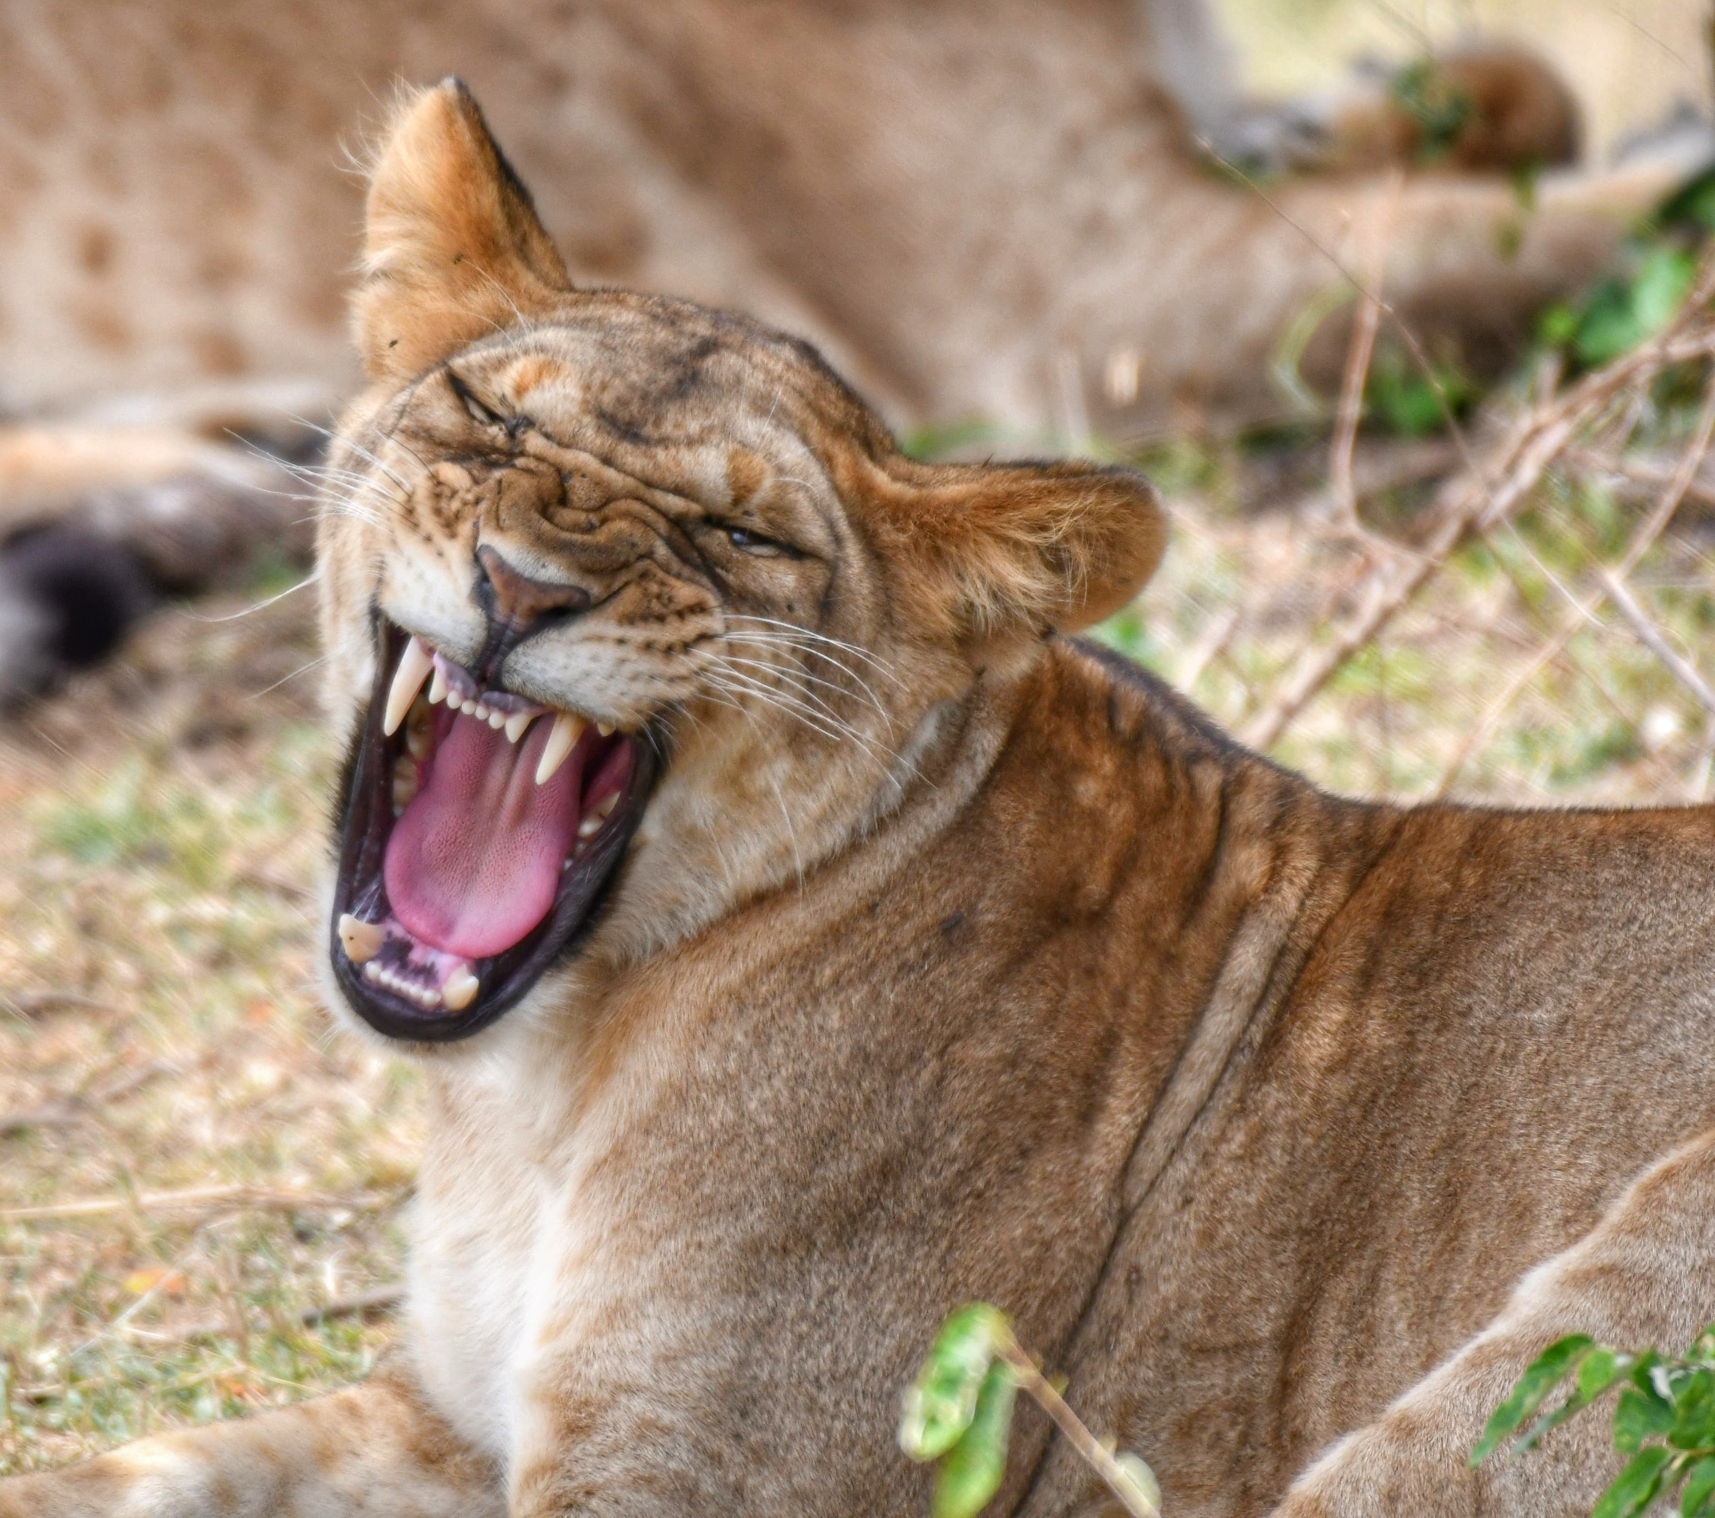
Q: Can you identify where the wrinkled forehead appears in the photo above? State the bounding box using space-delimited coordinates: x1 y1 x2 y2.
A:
391 305 861 506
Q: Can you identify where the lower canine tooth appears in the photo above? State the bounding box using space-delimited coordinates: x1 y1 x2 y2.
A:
535 711 588 785
339 914 385 964
406 699 433 760
578 791 619 839
442 967 479 1012
392 755 418 810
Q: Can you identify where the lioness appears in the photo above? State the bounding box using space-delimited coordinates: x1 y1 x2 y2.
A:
0 0 1690 430
5 80 1715 1518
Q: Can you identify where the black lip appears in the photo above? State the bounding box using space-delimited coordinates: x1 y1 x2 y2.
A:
328 619 657 1042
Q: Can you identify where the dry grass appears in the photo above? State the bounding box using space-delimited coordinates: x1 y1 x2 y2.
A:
8 313 1715 1476
0 582 418 1475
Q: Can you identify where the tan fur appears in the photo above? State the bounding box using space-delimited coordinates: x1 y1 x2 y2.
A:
8 81 1715 1518
1296 46 1583 176
0 0 1689 436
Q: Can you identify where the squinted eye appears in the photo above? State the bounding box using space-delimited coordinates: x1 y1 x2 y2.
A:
725 525 788 556
447 370 508 430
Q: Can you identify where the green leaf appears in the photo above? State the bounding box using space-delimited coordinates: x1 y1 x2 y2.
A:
901 1305 1010 1463
1472 1336 1596 1465
1592 1445 1674 1518
931 1362 1018 1518
1629 247 1697 337
1516 1347 1631 1454
1615 1356 1678 1453
1670 1369 1715 1451
1680 1454 1715 1516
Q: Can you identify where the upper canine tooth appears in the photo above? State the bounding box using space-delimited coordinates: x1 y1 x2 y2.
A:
338 914 385 964
384 637 435 736
505 711 533 744
597 721 616 738
535 711 588 785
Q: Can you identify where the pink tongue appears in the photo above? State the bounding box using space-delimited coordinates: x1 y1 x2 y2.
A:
384 714 582 960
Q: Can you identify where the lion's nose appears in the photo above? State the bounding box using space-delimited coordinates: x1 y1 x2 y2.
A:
472 543 592 683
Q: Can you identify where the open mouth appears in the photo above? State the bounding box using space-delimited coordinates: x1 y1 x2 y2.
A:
330 621 655 1041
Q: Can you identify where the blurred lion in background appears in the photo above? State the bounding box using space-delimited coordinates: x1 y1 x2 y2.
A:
0 0 1701 692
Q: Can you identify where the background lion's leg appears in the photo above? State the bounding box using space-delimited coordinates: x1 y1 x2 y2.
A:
1270 1128 1715 1517
0 1365 503 1518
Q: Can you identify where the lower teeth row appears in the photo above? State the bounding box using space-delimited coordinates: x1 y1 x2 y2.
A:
340 915 481 1012
363 960 442 1009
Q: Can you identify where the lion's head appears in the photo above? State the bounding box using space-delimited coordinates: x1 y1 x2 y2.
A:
317 80 1166 1041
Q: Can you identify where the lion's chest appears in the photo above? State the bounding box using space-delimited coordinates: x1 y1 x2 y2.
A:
401 1059 615 1469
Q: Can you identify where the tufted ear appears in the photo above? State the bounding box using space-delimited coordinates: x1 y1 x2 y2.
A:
353 79 572 385
851 452 1167 640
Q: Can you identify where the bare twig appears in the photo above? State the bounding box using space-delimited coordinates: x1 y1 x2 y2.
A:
1329 168 1404 533
0 1059 186 1138
125 1285 404 1348
1242 268 1715 753
1195 138 1490 483
0 1183 401 1224
1596 568 1715 715
0 1101 81 1137
0 988 119 1021
1434 362 1715 792
993 1335 1159 1518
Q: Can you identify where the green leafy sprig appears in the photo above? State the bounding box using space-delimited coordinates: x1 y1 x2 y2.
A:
899 1303 1162 1518
1473 1326 1715 1518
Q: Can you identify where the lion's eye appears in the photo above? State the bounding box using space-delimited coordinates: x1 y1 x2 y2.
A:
448 370 507 430
725 525 788 556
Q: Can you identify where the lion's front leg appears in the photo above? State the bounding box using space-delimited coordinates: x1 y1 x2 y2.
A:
0 1365 503 1518
1270 1128 1715 1517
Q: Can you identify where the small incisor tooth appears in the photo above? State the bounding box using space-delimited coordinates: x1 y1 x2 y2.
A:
384 636 434 736
504 711 533 744
535 711 588 785
596 721 616 738
428 667 448 705
442 967 479 1012
339 914 385 964
486 709 506 730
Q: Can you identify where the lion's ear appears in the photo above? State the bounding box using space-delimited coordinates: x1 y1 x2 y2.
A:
353 79 572 384
861 455 1166 639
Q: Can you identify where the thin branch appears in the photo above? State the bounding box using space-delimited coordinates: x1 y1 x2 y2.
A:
1596 568 1715 716
1242 272 1715 753
994 1336 1159 1518
124 1285 404 1348
1330 168 1404 533
0 1184 402 1224
1433 362 1715 793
